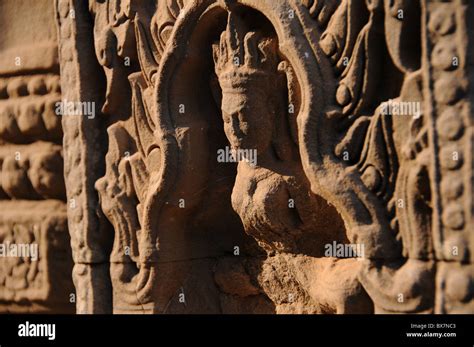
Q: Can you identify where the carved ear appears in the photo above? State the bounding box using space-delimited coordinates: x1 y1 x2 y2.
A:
135 14 159 88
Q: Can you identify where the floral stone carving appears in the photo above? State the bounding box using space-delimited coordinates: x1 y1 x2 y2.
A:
44 0 474 313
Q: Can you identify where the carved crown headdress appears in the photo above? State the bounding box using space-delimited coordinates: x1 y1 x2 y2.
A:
213 11 279 92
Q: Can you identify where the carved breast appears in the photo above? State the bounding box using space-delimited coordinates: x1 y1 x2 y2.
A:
231 162 314 254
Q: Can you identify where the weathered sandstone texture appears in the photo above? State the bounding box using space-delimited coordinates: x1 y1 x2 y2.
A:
0 0 74 313
1 0 473 314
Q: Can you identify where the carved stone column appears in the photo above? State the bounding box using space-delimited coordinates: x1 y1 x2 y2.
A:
0 0 74 313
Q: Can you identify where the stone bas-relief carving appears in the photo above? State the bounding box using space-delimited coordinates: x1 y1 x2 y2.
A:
1 0 470 314
0 0 74 313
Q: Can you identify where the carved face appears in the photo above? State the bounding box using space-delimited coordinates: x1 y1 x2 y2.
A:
221 90 273 153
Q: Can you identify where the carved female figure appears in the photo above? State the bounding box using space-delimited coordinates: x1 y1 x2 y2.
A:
212 12 372 313
213 12 344 256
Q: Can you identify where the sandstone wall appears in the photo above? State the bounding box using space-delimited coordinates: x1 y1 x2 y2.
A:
0 0 472 314
0 0 74 313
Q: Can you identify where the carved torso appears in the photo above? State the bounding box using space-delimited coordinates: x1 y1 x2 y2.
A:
232 163 296 253
231 161 330 254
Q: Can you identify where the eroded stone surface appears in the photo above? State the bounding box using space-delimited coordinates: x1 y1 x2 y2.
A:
1 0 472 314
55 0 473 314
0 0 73 313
